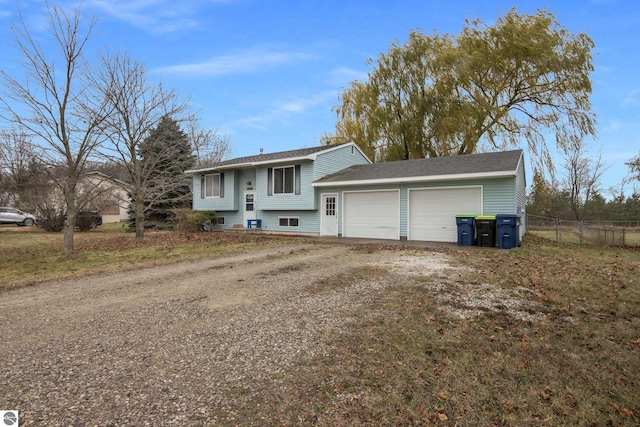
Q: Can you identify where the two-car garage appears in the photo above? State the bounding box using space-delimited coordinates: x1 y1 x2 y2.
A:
314 150 525 243
341 187 482 242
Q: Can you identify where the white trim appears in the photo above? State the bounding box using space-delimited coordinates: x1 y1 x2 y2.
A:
313 170 516 187
203 173 221 198
342 189 400 240
243 191 257 226
278 216 300 227
320 193 339 237
272 165 296 195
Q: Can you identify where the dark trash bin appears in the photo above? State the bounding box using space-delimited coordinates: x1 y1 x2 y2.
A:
496 214 520 249
475 215 496 247
455 215 476 246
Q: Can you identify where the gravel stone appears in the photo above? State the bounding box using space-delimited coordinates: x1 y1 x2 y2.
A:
0 242 539 425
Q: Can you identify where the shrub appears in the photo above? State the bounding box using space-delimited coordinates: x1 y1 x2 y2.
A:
37 208 65 232
172 209 217 232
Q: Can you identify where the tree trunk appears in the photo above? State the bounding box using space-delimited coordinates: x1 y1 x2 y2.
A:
135 199 145 239
63 188 76 254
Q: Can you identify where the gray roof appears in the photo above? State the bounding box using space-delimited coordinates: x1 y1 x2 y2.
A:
314 149 523 184
188 144 342 173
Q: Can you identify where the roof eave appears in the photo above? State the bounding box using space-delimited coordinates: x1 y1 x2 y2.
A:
312 170 517 187
185 153 327 175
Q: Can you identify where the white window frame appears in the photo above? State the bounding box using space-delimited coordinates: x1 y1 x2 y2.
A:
273 166 295 195
216 216 226 225
204 173 221 198
278 216 299 227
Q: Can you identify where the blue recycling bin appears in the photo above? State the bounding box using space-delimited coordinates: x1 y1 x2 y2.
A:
496 214 520 249
455 215 476 246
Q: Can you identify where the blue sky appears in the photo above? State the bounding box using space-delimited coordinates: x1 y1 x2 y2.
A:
0 0 638 195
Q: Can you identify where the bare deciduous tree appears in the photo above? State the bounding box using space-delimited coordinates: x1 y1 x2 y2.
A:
558 139 606 221
0 129 48 208
185 121 233 168
92 51 189 238
0 3 109 253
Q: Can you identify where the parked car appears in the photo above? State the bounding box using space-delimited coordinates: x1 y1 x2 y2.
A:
0 207 37 226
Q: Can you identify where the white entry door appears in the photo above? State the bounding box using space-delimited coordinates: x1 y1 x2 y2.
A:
321 193 338 236
243 191 256 227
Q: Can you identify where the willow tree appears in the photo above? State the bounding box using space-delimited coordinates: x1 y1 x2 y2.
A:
333 8 596 164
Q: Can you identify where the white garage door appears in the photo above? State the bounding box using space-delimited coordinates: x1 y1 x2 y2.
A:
343 190 399 239
409 187 482 242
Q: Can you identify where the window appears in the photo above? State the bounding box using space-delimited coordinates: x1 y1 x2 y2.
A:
216 217 226 225
245 193 254 211
202 173 224 198
274 166 294 194
279 217 299 227
268 165 300 195
325 196 336 216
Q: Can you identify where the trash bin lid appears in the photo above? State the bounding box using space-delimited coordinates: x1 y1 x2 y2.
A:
475 215 496 220
455 214 477 218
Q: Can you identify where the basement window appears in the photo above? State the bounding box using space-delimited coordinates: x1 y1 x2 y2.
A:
279 217 299 227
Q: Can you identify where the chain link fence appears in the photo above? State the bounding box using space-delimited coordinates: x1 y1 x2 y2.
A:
527 215 640 247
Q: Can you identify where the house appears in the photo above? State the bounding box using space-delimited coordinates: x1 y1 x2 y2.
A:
81 171 131 223
186 142 526 243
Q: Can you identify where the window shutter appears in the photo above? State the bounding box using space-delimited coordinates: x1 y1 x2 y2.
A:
267 168 273 196
294 165 301 195
201 175 205 199
219 173 224 198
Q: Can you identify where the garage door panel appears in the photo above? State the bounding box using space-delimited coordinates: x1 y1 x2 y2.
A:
409 187 482 242
344 191 399 240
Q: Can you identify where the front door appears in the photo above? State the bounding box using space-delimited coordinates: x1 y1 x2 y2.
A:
321 193 338 236
243 191 256 227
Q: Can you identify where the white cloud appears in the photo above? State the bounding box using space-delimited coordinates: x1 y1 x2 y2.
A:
235 92 335 130
85 0 223 34
153 48 314 77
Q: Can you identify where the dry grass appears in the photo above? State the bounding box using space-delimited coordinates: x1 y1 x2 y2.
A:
1 226 638 425
0 223 280 291
224 236 640 426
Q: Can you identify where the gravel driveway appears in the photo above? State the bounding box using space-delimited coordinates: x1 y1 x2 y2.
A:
0 241 453 425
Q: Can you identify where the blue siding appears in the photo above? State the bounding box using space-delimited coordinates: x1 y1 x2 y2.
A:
482 178 516 215
256 211 319 233
313 144 370 180
258 161 316 210
192 171 237 211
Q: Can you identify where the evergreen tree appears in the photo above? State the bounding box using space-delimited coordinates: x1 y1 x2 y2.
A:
132 116 195 229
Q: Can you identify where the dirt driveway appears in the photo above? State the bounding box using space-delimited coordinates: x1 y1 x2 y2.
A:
0 241 459 425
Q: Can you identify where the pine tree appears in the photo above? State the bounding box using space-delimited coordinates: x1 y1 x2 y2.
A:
132 116 195 229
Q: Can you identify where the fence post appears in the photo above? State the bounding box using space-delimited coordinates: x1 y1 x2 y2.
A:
556 218 560 242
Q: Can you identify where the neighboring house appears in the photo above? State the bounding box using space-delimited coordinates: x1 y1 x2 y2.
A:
81 171 131 223
186 142 526 243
